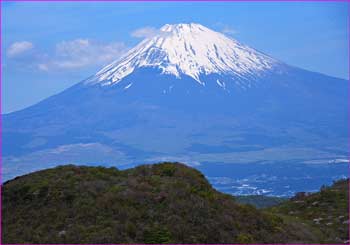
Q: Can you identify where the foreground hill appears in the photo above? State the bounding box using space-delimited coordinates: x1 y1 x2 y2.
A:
1 162 340 243
269 178 349 244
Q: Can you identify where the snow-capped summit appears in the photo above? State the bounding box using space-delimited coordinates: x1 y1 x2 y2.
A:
87 23 280 86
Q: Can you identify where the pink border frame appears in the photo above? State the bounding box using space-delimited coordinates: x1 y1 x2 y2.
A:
0 0 349 1
0 0 349 245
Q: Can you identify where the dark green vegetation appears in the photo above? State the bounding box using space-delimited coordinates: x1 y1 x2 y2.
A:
2 163 348 244
269 179 349 244
235 195 286 208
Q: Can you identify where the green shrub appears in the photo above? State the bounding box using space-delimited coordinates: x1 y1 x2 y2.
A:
159 164 176 177
236 233 254 243
144 226 172 244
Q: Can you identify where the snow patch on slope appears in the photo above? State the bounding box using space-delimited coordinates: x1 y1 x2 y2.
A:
216 79 226 89
124 82 133 90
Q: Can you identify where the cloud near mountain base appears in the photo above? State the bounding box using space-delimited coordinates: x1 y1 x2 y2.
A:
6 39 128 72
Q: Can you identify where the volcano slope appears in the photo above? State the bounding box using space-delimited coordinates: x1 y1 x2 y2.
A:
3 23 348 183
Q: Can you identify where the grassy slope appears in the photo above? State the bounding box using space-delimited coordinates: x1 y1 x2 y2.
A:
269 179 349 244
2 163 340 244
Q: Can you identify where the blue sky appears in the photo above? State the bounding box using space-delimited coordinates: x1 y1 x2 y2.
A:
2 1 348 113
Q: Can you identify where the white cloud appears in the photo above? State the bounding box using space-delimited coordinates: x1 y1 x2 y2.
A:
221 26 238 35
37 63 49 71
213 22 239 36
7 41 33 57
131 26 160 39
39 38 128 71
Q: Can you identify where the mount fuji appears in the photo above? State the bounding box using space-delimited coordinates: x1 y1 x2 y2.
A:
3 23 348 195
